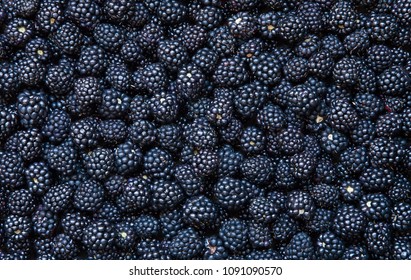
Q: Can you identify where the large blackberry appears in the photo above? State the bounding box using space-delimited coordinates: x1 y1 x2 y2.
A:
213 56 249 87
183 195 220 230
283 232 315 260
214 177 254 211
333 204 366 241
219 218 248 253
169 228 202 260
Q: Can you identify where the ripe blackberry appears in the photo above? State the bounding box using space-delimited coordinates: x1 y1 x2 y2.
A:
321 34 346 59
52 234 77 260
143 147 173 179
360 193 391 222
8 189 35 217
4 18 33 47
278 13 307 43
367 13 398 42
240 150 272 182
333 204 366 241
157 40 188 73
73 77 103 113
134 215 161 238
365 222 392 255
248 197 279 224
25 161 52 196
105 63 131 92
42 109 71 144
61 211 90 242
360 167 395 192
213 56 249 87
290 151 317 180
283 232 315 260
357 67 377 93
66 0 101 31
297 1 324 33
310 184 339 210
328 1 357 35
93 23 124 52
42 183 73 214
98 88 131 119
239 126 265 155
176 24 206 53
227 12 257 40
45 62 74 97
248 221 272 249
339 146 369 176
393 238 411 260
286 84 319 117
369 137 404 168
142 63 168 94
82 147 115 181
174 164 204 197
35 1 63 34
204 236 228 260
169 228 202 260
98 119 127 146
73 180 104 212
354 93 384 120
183 195 220 230
150 179 184 212
246 249 281 260
70 117 99 150
114 221 137 249
185 118 217 149
284 56 309 83
205 97 233 127
286 191 315 221
160 208 185 240
313 155 336 184
305 208 334 235
103 0 132 23
0 151 24 189
149 91 179 124
192 48 219 75
25 38 50 63
82 221 116 253
214 177 253 211
17 90 48 129
224 0 258 12
193 5 224 31
234 82 268 118
218 118 243 143
272 214 299 243
0 63 20 99
351 119 376 146
16 128 42 162
4 215 32 243
378 66 411 96
52 22 82 55
333 57 360 87
392 0 411 24
156 0 187 25
328 99 358 132
76 45 106 77
44 140 77 175
366 44 392 74
316 231 345 260
249 52 282 86
129 120 157 148
340 180 363 203
219 218 248 253
342 245 369 260
257 11 281 40
17 56 46 87
391 202 411 232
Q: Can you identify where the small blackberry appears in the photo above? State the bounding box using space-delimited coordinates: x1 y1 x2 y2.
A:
183 195 220 230
248 197 279 224
240 126 265 155
204 236 228 260
42 183 73 213
283 232 315 260
93 23 124 52
240 155 274 185
213 56 249 87
61 211 90 242
82 221 116 253
249 52 282 86
0 151 25 189
286 191 316 221
340 180 363 203
333 204 366 241
150 179 184 212
342 245 369 260
134 215 161 239
391 202 411 232
227 12 257 40
169 228 202 260
219 218 248 253
82 147 115 181
44 140 77 175
248 221 272 249
74 180 104 212
214 177 253 211
365 222 392 255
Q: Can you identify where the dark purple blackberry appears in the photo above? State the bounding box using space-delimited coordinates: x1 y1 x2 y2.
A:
156 0 187 25
248 197 279 224
76 45 106 77
17 90 48 129
157 40 188 72
114 221 137 249
284 56 309 83
354 93 384 120
378 66 411 96
286 84 319 117
66 0 101 31
134 215 160 238
333 57 360 87
17 56 46 87
224 0 258 12
388 176 411 204
316 231 345 260
248 221 272 249
156 124 182 154
366 44 392 74
219 218 248 253
52 22 82 55
192 48 219 75
98 119 127 146
278 13 307 43
369 137 404 168
61 211 90 242
313 155 336 184
227 12 257 40
343 29 370 55
214 177 254 211
340 180 363 203
249 52 282 86
136 238 169 260
191 148 219 177
360 193 391 221
277 125 304 155
393 238 411 260
357 67 377 93
365 222 392 255
73 77 103 113
360 167 395 192
0 63 20 99
367 13 398 42
218 118 243 143
239 126 265 155
52 234 77 260
207 26 236 57
204 235 228 260
174 164 204 196
82 220 116 254
70 117 99 150
321 34 346 59
42 109 71 144
193 5 224 31
25 38 50 63
128 95 150 122
257 11 281 40
160 208 185 240
333 204 366 241
185 118 217 149
339 146 369 176
105 63 131 92
93 23 124 52
150 179 184 212
328 99 359 132
286 191 315 221
16 128 42 162
240 155 274 185
342 245 369 260
120 39 144 66
204 97 233 127
169 228 202 260
93 202 121 224
44 140 77 175
234 82 268 118
256 104 285 133
103 0 133 23
392 0 411 24
294 34 321 58
128 120 157 147
272 213 298 243
0 151 24 189
351 119 376 146
213 56 249 87
391 202 411 232
149 91 179 124
183 195 220 230
309 184 339 210
142 63 168 94
143 147 173 179
42 183 73 213
4 18 33 47
45 62 75 96
297 1 323 33
290 151 317 180
35 1 63 34
98 89 131 119
305 208 334 235
176 24 206 53
246 249 282 260
7 189 35 216
272 158 296 191
25 161 52 196
327 1 357 35
4 215 32 243
73 180 104 212
283 232 315 260
82 147 115 181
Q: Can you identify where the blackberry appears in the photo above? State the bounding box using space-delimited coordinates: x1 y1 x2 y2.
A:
354 93 384 120
228 12 257 40
0 151 24 189
193 6 224 31
4 215 32 243
129 120 157 148
82 221 116 253
66 0 101 31
76 45 106 77
234 82 268 118
239 126 265 155
286 84 319 117
392 0 411 24
342 245 369 260
321 35 346 59
248 221 272 249
340 180 363 203
246 249 281 260
256 104 285 133
272 213 299 243
16 128 42 162
333 57 360 87
42 183 74 213
368 137 404 168
314 155 336 184
378 66 411 96
156 0 187 25
70 117 100 150
52 234 77 260
204 236 228 260
218 118 243 143
160 208 185 240
74 180 104 212
98 119 127 146
305 208 334 235
42 109 71 144
283 232 315 260
248 197 279 224
25 161 52 196
93 23 124 52
339 146 369 175
393 238 411 260
98 89 131 119
149 91 179 124
183 195 220 230
134 215 161 238
360 193 391 221
82 147 115 181
316 231 345 260
17 56 46 87
328 1 357 35
169 228 202 260
249 52 282 86
4 18 33 47
35 1 63 34
333 204 366 241
357 67 377 93
143 147 174 179
365 222 392 255
44 140 77 175
284 56 309 83
366 44 392 74
115 221 137 249
219 218 248 253
286 191 316 221
359 167 395 192
0 63 20 99
73 77 103 113
351 119 376 146
45 62 75 96
150 179 184 212
17 90 48 129
61 211 90 242
190 148 219 177
297 1 324 33
192 48 219 74
367 13 398 42
277 125 305 155
257 12 281 40
142 63 168 94
278 13 307 43
214 177 253 211
213 56 249 87
185 118 217 149
52 22 82 55
290 151 317 180
328 99 358 132
310 184 339 209
157 40 188 72
240 155 274 185
103 0 132 23
391 202 411 232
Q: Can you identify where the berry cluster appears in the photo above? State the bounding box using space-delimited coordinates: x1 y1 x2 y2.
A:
1 0 411 260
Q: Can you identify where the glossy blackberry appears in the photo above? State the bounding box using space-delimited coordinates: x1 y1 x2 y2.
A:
218 118 243 143
271 213 299 243
204 236 228 260
97 119 127 146
45 62 74 96
366 44 392 74
257 11 281 39
341 245 369 260
283 232 315 260
176 24 206 53
44 140 77 175
136 238 169 260
204 98 232 127
16 128 42 162
227 12 257 40
214 177 253 211
66 0 100 30
160 208 185 240
309 184 339 210
193 4 223 30
190 148 218 177
378 66 411 96
103 0 133 23
76 45 106 77
113 221 136 250
134 215 161 238
327 1 357 35
360 193 391 222
388 177 411 204
391 202 411 231
93 202 121 224
304 207 334 236
0 63 20 99
392 0 411 24
333 57 360 87
17 90 48 129
351 119 376 146
286 191 315 221
284 56 309 83
183 195 220 230
219 218 248 253
70 117 99 150
240 126 265 155
73 180 104 212
143 147 173 179
369 137 404 168
169 228 202 260
149 91 179 124
156 40 188 73
333 204 366 241
42 109 71 144
82 220 116 253
141 63 168 94
393 238 411 260
156 0 187 25
52 22 82 55
248 52 282 86
0 151 24 189
339 146 369 176
357 67 377 94
4 215 32 243
316 231 345 260
224 0 258 12
247 221 272 249
24 38 50 63
240 155 274 185
207 26 236 57
150 179 184 212
278 13 307 43
276 126 304 155
18 56 46 87
42 183 73 213
234 82 268 119
365 222 392 255
73 77 103 113
360 167 395 192
354 93 384 120
35 1 63 34
340 180 363 203
248 197 279 224
246 249 281 260
367 13 398 42
213 56 249 87
4 18 33 47
98 88 131 119
185 118 217 149
313 155 336 184
191 48 218 75
286 84 320 117
61 211 90 242
106 63 131 92
82 148 114 181
8 189 34 218
328 99 359 132
290 151 317 180
25 161 52 196
93 23 124 52
321 34 345 59
51 234 77 260
128 120 157 148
